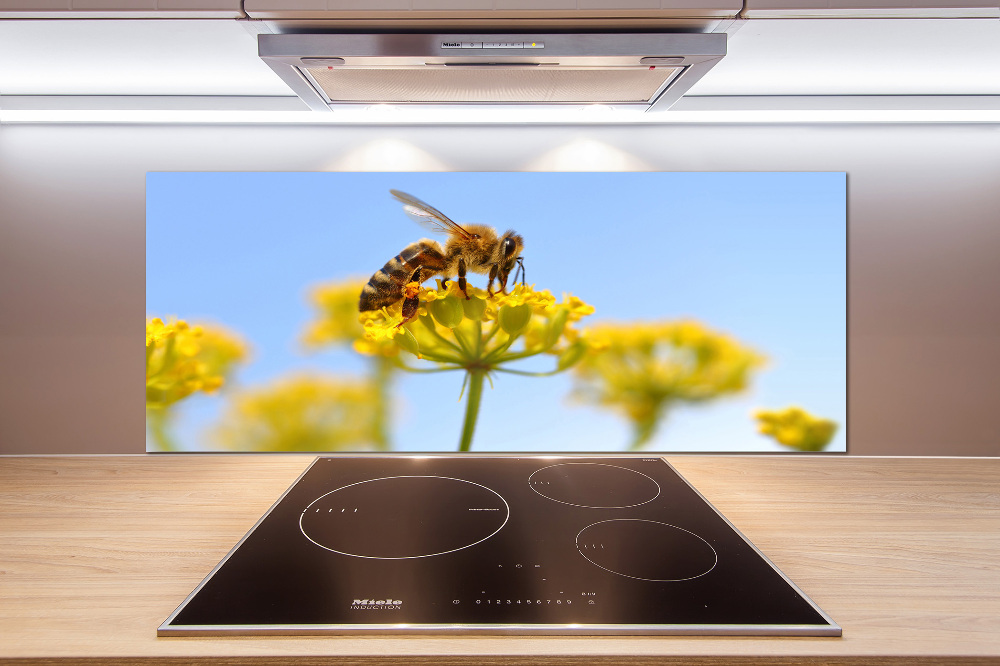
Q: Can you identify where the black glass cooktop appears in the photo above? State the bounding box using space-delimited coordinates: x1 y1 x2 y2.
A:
159 456 840 636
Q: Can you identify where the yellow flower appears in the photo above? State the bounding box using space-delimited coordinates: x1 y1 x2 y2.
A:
302 278 368 348
571 320 765 449
305 278 403 358
360 308 408 342
145 317 172 346
421 280 488 304
488 283 557 314
302 277 400 450
546 293 595 322
754 406 838 452
145 317 248 409
356 281 596 451
212 374 381 452
357 281 594 370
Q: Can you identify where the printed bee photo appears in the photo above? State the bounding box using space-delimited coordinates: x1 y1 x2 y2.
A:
359 190 525 324
146 172 846 454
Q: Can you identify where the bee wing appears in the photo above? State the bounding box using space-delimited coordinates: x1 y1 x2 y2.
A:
390 189 475 240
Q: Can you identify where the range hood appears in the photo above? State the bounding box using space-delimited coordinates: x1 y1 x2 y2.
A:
258 33 726 113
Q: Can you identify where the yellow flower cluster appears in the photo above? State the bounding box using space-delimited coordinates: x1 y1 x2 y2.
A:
145 317 247 409
302 278 369 347
212 374 380 452
357 281 594 371
303 277 405 358
356 281 595 451
571 320 765 449
754 406 838 452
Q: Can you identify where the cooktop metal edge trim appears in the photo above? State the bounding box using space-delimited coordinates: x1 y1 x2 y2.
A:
659 459 842 637
158 622 842 637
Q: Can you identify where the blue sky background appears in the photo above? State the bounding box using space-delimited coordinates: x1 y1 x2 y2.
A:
147 171 846 453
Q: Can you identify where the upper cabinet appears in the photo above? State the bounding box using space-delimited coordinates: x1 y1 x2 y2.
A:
0 0 244 17
1 0 994 20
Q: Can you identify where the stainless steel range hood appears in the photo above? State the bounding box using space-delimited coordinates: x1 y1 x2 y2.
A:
258 33 726 113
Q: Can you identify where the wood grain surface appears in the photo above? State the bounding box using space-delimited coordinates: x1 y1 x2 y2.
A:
1 454 998 665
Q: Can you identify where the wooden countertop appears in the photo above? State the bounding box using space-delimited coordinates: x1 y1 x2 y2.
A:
1 454 997 665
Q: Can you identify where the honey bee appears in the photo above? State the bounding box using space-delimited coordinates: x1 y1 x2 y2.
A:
359 190 525 322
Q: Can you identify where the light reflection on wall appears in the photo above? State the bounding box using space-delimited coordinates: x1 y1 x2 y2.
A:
522 138 653 171
326 138 450 172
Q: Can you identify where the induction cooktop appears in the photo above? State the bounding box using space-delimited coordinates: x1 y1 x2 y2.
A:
159 456 840 636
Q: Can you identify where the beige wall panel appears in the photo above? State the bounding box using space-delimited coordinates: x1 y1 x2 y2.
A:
0 0 244 15
1 122 998 455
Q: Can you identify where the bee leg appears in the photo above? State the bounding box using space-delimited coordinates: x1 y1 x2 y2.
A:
487 263 499 296
457 256 470 300
399 267 422 326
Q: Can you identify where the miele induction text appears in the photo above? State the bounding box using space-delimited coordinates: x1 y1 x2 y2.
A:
351 599 403 610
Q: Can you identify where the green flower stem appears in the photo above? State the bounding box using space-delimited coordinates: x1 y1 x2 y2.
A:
490 346 547 364
147 408 178 452
481 332 522 364
412 347 466 365
423 324 466 355
628 414 661 451
392 361 463 373
481 321 502 347
146 336 175 381
458 369 486 452
474 319 484 356
494 367 563 377
372 355 393 451
451 325 475 357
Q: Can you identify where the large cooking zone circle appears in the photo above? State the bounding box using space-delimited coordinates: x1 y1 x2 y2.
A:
528 463 661 508
299 476 509 559
576 519 718 582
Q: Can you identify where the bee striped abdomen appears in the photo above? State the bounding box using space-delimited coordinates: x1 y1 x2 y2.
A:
358 239 445 312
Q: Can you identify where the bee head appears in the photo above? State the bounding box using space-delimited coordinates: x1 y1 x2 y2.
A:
498 231 525 287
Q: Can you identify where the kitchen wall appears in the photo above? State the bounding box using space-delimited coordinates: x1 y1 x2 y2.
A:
1 121 998 456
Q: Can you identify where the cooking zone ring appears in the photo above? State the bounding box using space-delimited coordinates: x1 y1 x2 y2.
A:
299 475 510 559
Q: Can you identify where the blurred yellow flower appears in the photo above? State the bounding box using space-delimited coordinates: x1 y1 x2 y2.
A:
304 277 401 358
754 406 838 452
571 320 765 450
552 294 596 322
302 278 368 347
212 374 381 452
145 317 247 409
357 281 596 451
303 277 399 450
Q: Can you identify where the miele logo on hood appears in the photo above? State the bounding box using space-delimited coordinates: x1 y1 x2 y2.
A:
351 598 403 610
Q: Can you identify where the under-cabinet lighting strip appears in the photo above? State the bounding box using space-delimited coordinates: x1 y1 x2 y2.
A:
1 96 998 124
3 109 999 124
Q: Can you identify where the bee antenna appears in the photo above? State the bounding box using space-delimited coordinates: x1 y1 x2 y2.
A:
514 256 526 286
